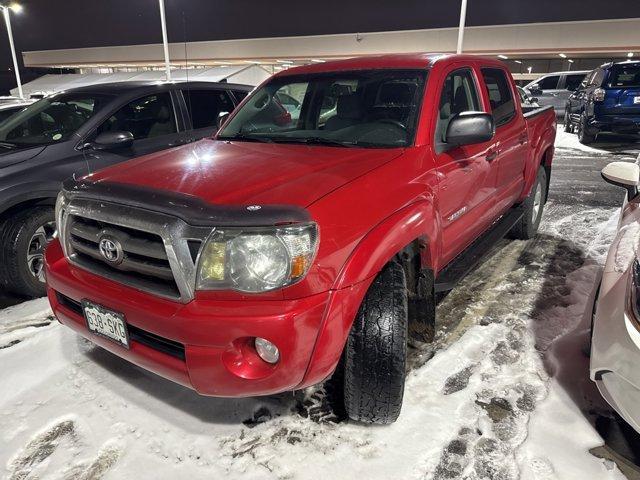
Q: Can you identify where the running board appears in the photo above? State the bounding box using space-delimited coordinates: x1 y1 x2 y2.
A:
434 207 525 293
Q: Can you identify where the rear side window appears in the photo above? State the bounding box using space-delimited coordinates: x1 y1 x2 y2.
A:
436 68 480 143
591 69 606 87
537 75 560 90
183 89 235 130
481 68 516 127
565 74 586 91
98 93 177 140
607 65 640 88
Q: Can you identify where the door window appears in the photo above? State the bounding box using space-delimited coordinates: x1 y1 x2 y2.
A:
537 75 560 90
232 90 249 103
97 93 177 140
435 68 480 144
183 89 235 130
565 74 587 91
481 68 516 127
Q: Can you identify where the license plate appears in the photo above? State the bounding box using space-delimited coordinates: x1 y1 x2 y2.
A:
82 300 129 348
634 96 640 104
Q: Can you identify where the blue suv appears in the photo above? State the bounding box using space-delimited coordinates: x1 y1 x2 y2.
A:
565 61 640 144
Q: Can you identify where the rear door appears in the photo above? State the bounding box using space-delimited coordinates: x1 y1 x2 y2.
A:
480 67 528 214
181 88 236 141
86 91 185 172
434 65 498 264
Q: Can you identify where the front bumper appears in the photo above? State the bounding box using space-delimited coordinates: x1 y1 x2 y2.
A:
45 239 333 397
591 265 640 433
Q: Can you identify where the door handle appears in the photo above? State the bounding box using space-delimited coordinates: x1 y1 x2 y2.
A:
518 134 528 145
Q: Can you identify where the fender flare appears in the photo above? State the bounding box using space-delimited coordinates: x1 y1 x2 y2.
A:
0 186 60 217
332 200 440 290
298 200 440 388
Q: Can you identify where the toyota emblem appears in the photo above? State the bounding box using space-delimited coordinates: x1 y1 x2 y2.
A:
98 236 123 265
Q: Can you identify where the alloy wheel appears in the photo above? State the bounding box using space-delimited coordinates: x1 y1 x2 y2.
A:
26 221 56 283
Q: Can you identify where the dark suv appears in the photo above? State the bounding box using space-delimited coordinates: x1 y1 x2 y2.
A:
0 80 251 297
565 61 640 144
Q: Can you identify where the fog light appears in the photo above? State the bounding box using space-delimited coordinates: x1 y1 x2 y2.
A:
254 337 280 364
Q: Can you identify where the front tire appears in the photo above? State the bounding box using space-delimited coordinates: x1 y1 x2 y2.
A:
564 109 574 133
0 207 56 297
341 261 408 424
510 167 547 240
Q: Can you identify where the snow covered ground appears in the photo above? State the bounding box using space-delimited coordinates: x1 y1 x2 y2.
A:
1 132 639 480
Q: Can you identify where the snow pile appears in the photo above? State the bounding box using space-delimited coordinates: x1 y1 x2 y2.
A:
0 199 629 476
555 129 608 155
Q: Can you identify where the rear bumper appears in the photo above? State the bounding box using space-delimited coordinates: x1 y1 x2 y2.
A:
590 115 640 134
45 239 335 397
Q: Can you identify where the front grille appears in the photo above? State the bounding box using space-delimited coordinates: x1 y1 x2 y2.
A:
56 292 186 361
60 197 211 303
67 215 181 299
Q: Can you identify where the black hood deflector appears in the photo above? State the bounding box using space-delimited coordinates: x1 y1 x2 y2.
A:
63 178 312 227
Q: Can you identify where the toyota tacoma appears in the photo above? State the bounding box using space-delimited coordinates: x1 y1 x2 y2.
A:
45 54 556 424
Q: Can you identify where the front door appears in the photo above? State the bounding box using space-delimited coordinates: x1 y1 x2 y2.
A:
434 66 499 265
86 91 185 173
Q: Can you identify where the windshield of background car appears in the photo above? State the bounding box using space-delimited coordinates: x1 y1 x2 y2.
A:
218 69 428 148
0 93 112 147
607 65 640 88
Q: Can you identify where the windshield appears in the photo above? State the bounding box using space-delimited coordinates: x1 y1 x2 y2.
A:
218 69 427 148
608 65 640 88
0 93 112 147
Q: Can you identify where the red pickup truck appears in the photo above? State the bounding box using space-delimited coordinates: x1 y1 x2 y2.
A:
45 54 556 424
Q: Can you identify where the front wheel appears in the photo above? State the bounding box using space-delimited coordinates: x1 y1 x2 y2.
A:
564 109 574 133
0 207 56 297
510 167 547 240
339 261 408 424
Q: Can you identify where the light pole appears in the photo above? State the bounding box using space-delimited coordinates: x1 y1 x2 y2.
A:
456 0 468 54
158 0 171 81
1 3 23 99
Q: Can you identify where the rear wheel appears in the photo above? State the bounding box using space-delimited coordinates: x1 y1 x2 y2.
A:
339 261 408 424
0 207 55 297
510 167 547 240
577 113 596 144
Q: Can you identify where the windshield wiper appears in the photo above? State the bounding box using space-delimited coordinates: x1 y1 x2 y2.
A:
217 133 274 143
270 137 357 147
0 141 17 149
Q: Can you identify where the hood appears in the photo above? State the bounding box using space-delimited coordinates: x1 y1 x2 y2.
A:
88 139 405 207
0 145 46 169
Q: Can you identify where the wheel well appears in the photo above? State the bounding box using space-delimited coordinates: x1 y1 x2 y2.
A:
393 239 435 342
0 198 55 222
540 147 552 202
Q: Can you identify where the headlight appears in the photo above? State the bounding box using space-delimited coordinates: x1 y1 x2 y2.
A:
196 223 318 293
630 259 640 319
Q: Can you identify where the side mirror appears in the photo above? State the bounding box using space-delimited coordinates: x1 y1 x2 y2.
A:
445 112 495 147
217 111 230 130
87 131 134 150
529 84 542 95
602 161 640 198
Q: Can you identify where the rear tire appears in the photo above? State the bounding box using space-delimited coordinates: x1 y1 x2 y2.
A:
510 168 547 240
340 261 408 424
578 113 596 144
0 207 55 297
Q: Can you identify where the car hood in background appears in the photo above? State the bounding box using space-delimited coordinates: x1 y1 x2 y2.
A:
0 145 46 169
87 139 405 207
